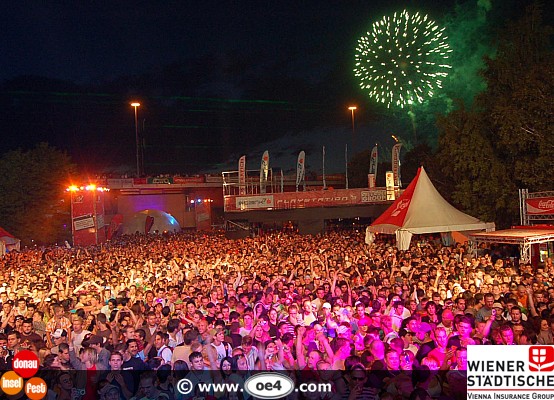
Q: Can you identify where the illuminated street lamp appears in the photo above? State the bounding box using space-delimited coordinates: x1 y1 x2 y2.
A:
131 102 141 177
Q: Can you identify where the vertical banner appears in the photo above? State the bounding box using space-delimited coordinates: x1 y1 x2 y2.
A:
145 215 155 234
386 171 395 200
322 146 327 190
392 143 402 188
280 170 284 193
368 145 378 188
260 151 269 194
296 151 305 192
368 174 376 189
238 155 246 195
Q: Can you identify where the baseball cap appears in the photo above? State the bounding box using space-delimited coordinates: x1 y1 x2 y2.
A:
52 329 68 339
492 303 503 309
322 303 331 309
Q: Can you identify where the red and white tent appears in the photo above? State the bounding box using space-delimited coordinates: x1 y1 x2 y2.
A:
0 227 20 256
366 167 495 250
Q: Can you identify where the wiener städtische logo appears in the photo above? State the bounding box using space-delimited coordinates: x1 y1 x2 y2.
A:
0 350 46 399
529 346 554 371
468 345 554 396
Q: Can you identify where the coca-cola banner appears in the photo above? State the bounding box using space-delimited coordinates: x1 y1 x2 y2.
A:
526 197 554 215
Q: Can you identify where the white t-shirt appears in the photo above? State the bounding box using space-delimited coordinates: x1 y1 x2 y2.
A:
211 341 232 362
157 345 173 364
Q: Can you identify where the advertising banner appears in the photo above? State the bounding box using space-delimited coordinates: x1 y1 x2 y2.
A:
106 178 134 188
260 151 269 194
238 156 246 195
296 151 305 192
236 195 275 210
173 176 205 184
386 171 395 201
369 145 378 176
368 174 376 189
225 189 390 211
73 215 95 231
392 143 402 188
468 345 554 396
147 177 174 184
526 197 554 215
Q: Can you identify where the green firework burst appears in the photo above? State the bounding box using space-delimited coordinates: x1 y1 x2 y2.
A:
354 10 452 109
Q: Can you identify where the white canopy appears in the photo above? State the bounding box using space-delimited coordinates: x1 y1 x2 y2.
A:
122 209 181 235
367 167 495 250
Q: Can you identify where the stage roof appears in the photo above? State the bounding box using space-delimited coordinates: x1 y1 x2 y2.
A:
469 226 554 245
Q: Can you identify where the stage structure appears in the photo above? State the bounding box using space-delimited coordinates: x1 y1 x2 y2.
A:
519 190 554 225
469 226 554 266
67 185 108 246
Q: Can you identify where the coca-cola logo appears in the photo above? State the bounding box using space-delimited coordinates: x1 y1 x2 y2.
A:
526 198 554 214
391 199 410 217
538 200 554 209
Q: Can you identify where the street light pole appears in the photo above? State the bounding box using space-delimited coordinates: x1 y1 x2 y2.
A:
131 102 141 177
346 106 357 190
348 106 357 152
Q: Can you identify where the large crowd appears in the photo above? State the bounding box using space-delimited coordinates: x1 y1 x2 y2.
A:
0 229 553 400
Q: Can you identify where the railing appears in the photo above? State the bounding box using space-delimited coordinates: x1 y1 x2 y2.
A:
226 220 250 231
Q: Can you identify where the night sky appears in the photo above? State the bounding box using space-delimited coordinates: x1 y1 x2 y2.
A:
0 0 547 174
1 1 463 83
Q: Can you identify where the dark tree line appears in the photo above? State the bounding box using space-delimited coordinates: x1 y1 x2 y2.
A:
0 143 75 244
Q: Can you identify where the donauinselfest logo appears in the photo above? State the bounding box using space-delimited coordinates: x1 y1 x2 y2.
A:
0 350 47 399
468 345 554 398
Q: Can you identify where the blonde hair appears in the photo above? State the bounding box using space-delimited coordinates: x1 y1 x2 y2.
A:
38 348 51 365
82 347 98 365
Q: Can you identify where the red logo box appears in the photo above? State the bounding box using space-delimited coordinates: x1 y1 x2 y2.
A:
529 346 554 372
